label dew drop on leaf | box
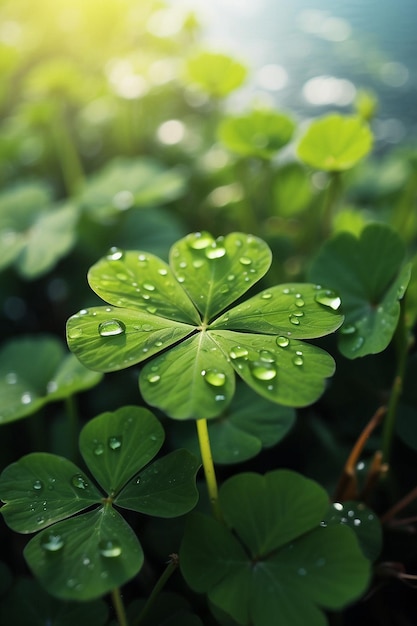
[239,256,252,266]
[261,292,272,300]
[98,539,122,558]
[98,319,126,337]
[93,442,104,456]
[157,268,168,276]
[292,354,304,366]
[193,259,204,269]
[143,282,155,291]
[259,350,275,363]
[351,335,365,351]
[21,392,32,405]
[229,346,249,359]
[250,361,277,381]
[41,532,65,552]
[146,306,157,314]
[295,297,305,308]
[108,436,122,451]
[106,247,124,261]
[289,314,301,326]
[201,369,227,387]
[146,373,161,384]
[71,474,89,490]
[32,480,43,491]
[187,231,214,250]
[340,324,356,335]
[205,244,226,259]
[276,336,290,347]
[314,288,341,311]
[5,372,18,384]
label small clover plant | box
[180,470,371,626]
[0,406,199,601]
[66,232,344,420]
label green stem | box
[111,587,128,626]
[320,170,342,238]
[50,103,85,197]
[235,159,261,234]
[134,555,179,626]
[381,299,410,465]
[196,418,222,521]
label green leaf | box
[220,471,329,556]
[297,114,373,171]
[66,306,195,372]
[140,333,236,419]
[0,578,109,626]
[0,182,79,279]
[87,249,200,324]
[218,109,295,159]
[79,406,164,495]
[24,506,143,601]
[181,471,370,626]
[0,453,102,533]
[308,223,411,358]
[185,51,247,98]
[80,157,187,223]
[210,330,336,407]
[212,283,343,337]
[116,449,200,517]
[0,336,102,424]
[323,501,382,561]
[169,232,272,321]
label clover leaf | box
[323,501,382,562]
[0,183,78,278]
[218,109,295,160]
[180,470,370,626]
[185,51,247,98]
[67,232,343,419]
[297,114,373,171]
[0,406,199,600]
[80,157,187,224]
[308,223,411,358]
[0,335,102,425]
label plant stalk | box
[134,555,179,626]
[111,587,128,626]
[321,170,342,237]
[65,394,79,463]
[196,418,222,522]
[51,102,85,196]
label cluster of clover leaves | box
[3,228,408,625]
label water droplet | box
[188,232,214,249]
[158,268,168,276]
[106,247,124,261]
[79,309,89,315]
[333,502,344,511]
[220,285,229,294]
[347,510,355,518]
[261,292,272,300]
[201,369,226,387]
[340,324,356,335]
[99,539,122,558]
[71,474,89,490]
[143,282,155,291]
[146,373,161,384]
[113,190,134,211]
[138,253,148,263]
[146,305,157,314]
[21,392,32,405]
[5,372,17,384]
[229,346,249,359]
[94,442,104,456]
[314,288,341,311]
[298,567,307,576]
[239,256,252,266]
[289,314,300,326]
[295,297,305,308]
[33,480,43,491]
[98,319,126,337]
[276,336,290,348]
[205,244,226,259]
[215,394,226,401]
[320,521,327,527]
[47,380,58,393]
[41,532,64,552]
[353,518,361,526]
[250,361,277,381]
[351,335,365,351]
[108,436,122,451]
[292,351,304,366]
[259,350,275,363]
[193,259,204,269]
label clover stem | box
[321,170,342,237]
[134,554,179,626]
[382,298,410,465]
[51,102,85,196]
[196,418,223,522]
[111,587,128,626]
